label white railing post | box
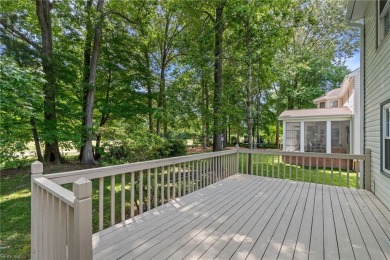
[31,161,43,260]
[236,144,239,174]
[73,177,93,260]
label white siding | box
[364,2,390,209]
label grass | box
[0,152,361,259]
[238,153,360,188]
[0,172,31,259]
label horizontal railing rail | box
[238,149,366,160]
[33,177,75,206]
[45,150,236,185]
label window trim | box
[380,99,390,177]
[377,0,390,47]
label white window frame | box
[381,100,390,176]
[378,0,390,46]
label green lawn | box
[238,153,360,188]
[0,153,360,259]
[0,172,31,259]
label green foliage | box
[163,138,187,157]
[0,0,358,167]
[100,129,186,164]
[0,58,44,167]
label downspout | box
[346,15,365,188]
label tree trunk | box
[30,118,43,162]
[246,65,253,149]
[205,80,210,147]
[244,12,253,173]
[157,13,171,136]
[144,51,154,133]
[213,4,224,152]
[80,0,94,161]
[256,92,261,144]
[94,71,111,160]
[81,0,104,165]
[35,0,62,163]
[157,63,166,136]
[201,77,207,149]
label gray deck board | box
[277,182,310,260]
[323,185,339,260]
[329,185,355,260]
[93,174,390,260]
[261,182,305,260]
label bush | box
[162,139,187,157]
[100,132,187,164]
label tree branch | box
[106,11,138,25]
[0,19,42,53]
[201,10,215,23]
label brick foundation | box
[282,155,356,170]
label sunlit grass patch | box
[238,153,360,188]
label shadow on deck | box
[92,174,390,260]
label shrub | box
[162,139,186,157]
[100,132,187,164]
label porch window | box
[382,101,390,175]
[319,102,325,108]
[285,123,300,151]
[304,122,326,153]
[331,121,350,154]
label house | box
[278,69,361,169]
[346,0,390,209]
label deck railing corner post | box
[364,148,371,191]
[31,161,43,260]
[73,177,93,260]
[31,161,43,177]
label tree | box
[0,0,359,167]
[1,0,63,163]
[80,0,105,164]
[212,1,226,151]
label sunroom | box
[279,107,354,169]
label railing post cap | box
[73,177,92,199]
[31,161,43,175]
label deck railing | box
[30,149,237,260]
[30,147,370,259]
[237,149,370,189]
[31,162,93,260]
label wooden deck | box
[92,174,390,260]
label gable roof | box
[313,68,359,103]
[313,88,342,103]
